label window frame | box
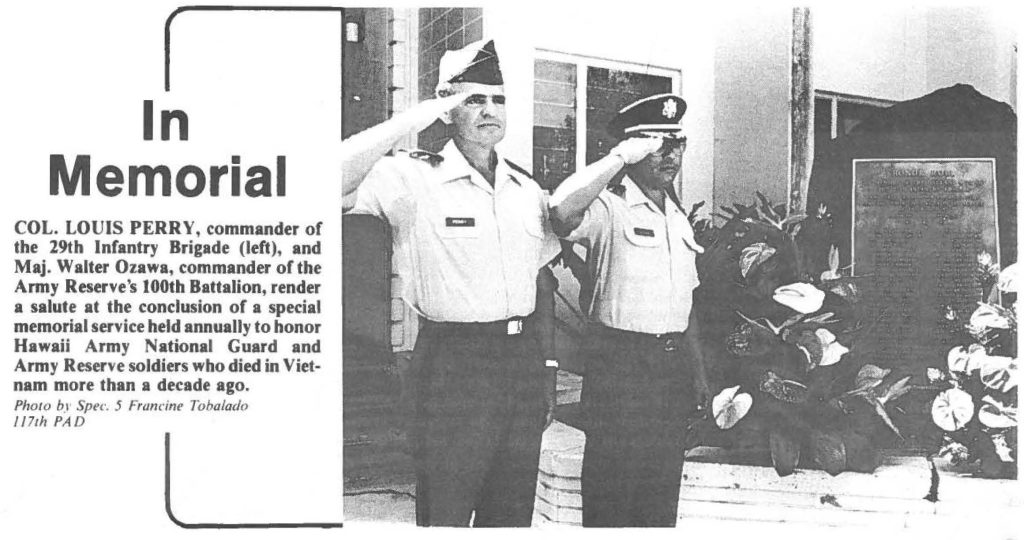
[815,89,896,140]
[534,48,682,177]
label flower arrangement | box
[927,261,1017,479]
[687,194,927,476]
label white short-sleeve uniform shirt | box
[563,176,703,334]
[348,140,561,323]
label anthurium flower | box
[931,388,975,431]
[991,432,1015,462]
[712,386,753,430]
[772,283,825,314]
[969,302,1011,329]
[978,355,1017,393]
[998,263,1019,293]
[815,328,849,367]
[978,395,1016,429]
[947,343,986,374]
[820,245,841,281]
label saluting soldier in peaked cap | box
[342,39,561,527]
[549,93,711,527]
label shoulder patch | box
[399,149,444,167]
[503,159,533,179]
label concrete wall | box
[712,7,793,211]
[485,3,716,211]
[815,6,1017,109]
[710,5,1017,213]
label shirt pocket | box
[622,221,663,248]
[521,206,546,240]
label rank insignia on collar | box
[662,99,677,119]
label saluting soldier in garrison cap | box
[342,40,561,527]
[550,94,712,527]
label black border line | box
[165,433,345,529]
[165,5,346,92]
[162,6,348,529]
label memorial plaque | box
[852,159,1000,372]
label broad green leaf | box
[769,431,801,476]
[843,432,880,473]
[759,371,809,403]
[931,388,975,431]
[776,313,806,334]
[871,398,902,437]
[849,364,891,396]
[878,375,913,405]
[804,312,838,324]
[781,214,807,228]
[811,431,847,476]
[755,191,780,221]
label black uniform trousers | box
[580,324,695,527]
[410,316,546,527]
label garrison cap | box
[437,39,504,86]
[607,93,687,140]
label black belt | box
[591,324,686,352]
[421,316,528,336]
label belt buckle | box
[507,319,523,335]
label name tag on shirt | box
[445,217,476,227]
[633,227,655,237]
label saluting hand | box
[401,92,471,132]
[610,136,663,164]
[341,92,469,198]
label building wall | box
[815,6,1017,109]
[709,5,1017,214]
[712,7,793,211]
[484,3,717,212]
[416,7,484,152]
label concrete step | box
[535,421,1020,527]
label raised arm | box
[548,137,661,235]
[341,93,468,201]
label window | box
[813,90,895,148]
[533,51,681,190]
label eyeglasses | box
[658,136,687,155]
